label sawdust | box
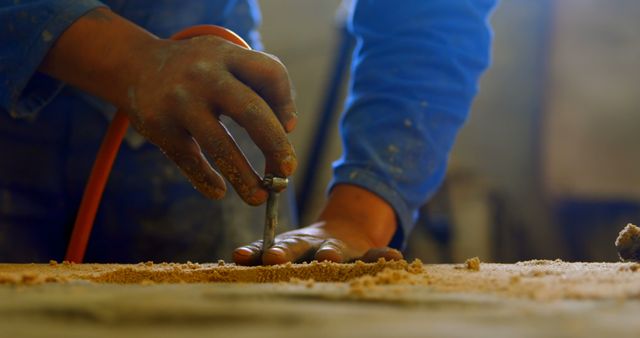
[454,256,481,271]
[465,257,481,271]
[0,259,413,285]
[516,259,564,266]
[349,263,428,297]
[91,259,412,284]
[3,259,640,301]
[0,272,68,285]
[615,223,640,262]
[288,277,315,288]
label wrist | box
[318,184,397,247]
[39,8,161,109]
[104,35,166,109]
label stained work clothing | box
[0,0,283,262]
[0,0,494,261]
[334,0,495,247]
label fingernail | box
[280,155,297,175]
[248,187,268,205]
[263,247,288,265]
[266,247,286,257]
[315,248,343,263]
[233,247,255,257]
[284,112,298,132]
[233,247,261,266]
[212,187,226,198]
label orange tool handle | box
[64,25,251,263]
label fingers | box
[229,50,298,133]
[234,241,403,266]
[263,237,315,265]
[213,78,297,177]
[152,128,226,199]
[184,107,267,205]
[360,248,404,263]
[314,239,348,263]
[233,237,317,266]
[314,242,403,264]
[233,241,263,266]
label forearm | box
[0,0,104,116]
[38,7,160,110]
[332,0,496,247]
[38,6,297,204]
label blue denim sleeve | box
[331,0,496,248]
[0,0,105,119]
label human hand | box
[40,8,297,205]
[233,184,403,265]
[125,36,297,205]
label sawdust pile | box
[0,259,418,285]
[4,259,640,301]
[92,259,420,284]
[349,259,426,296]
[615,223,640,262]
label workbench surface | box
[1,260,639,338]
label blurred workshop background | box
[259,0,640,263]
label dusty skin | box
[2,258,640,301]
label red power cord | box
[64,25,251,263]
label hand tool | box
[262,175,288,253]
[65,25,253,263]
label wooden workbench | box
[1,260,639,337]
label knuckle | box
[191,35,225,48]
[186,60,221,81]
[163,85,191,109]
[241,99,264,118]
[323,239,346,251]
[253,51,289,82]
[277,238,301,247]
[227,97,266,122]
[142,112,165,131]
[211,77,235,97]
[265,59,289,82]
[263,52,285,69]
[131,111,166,139]
[170,150,203,174]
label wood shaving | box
[465,257,481,271]
[615,223,640,262]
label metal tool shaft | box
[262,175,288,253]
[262,190,279,251]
